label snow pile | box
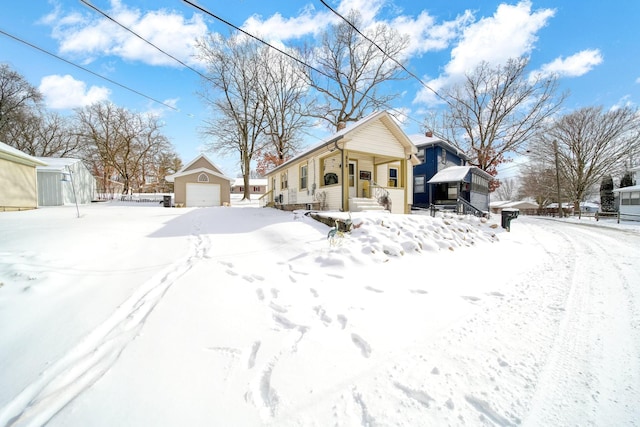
[1,202,638,427]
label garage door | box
[186,183,220,207]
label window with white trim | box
[197,173,209,182]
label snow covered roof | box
[408,134,470,161]
[165,167,235,183]
[267,110,418,175]
[0,141,47,167]
[35,157,82,172]
[427,166,493,183]
[613,184,640,193]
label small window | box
[280,173,288,189]
[197,173,209,182]
[416,148,425,163]
[388,168,398,187]
[414,176,425,193]
[300,164,308,189]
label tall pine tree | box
[600,175,615,212]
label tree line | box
[3,5,639,208]
[0,64,182,197]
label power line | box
[80,0,209,82]
[0,28,178,111]
[180,0,426,131]
[318,0,450,106]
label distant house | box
[0,141,47,211]
[264,111,419,214]
[410,132,492,215]
[613,165,640,221]
[166,154,234,207]
[490,200,539,215]
[36,157,96,206]
[231,178,267,195]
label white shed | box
[36,158,96,206]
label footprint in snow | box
[226,269,238,277]
[461,295,481,302]
[365,286,383,293]
[351,333,372,358]
[410,289,428,295]
[256,288,265,301]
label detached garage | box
[0,141,48,211]
[166,154,234,207]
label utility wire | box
[318,0,450,106]
[181,0,426,132]
[0,28,178,111]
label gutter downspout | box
[334,136,345,211]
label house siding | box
[185,157,222,173]
[174,172,231,206]
[348,121,406,158]
[0,158,39,210]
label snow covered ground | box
[1,199,639,427]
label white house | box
[264,111,419,214]
[613,165,640,221]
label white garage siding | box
[186,183,220,207]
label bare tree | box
[196,34,268,201]
[6,111,82,158]
[493,177,519,201]
[426,57,566,188]
[519,160,569,211]
[257,47,310,171]
[0,63,43,138]
[303,10,409,130]
[531,106,640,217]
[76,102,173,195]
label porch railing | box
[259,189,273,207]
[456,197,489,218]
[370,181,391,211]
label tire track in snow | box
[0,216,211,427]
[524,222,640,426]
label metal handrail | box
[456,197,488,217]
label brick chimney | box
[425,130,433,137]
[337,121,346,131]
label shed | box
[0,141,48,211]
[165,154,235,207]
[35,157,97,206]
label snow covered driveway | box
[0,205,638,426]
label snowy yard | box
[0,201,639,426]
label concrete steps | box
[350,197,386,212]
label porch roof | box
[427,166,493,183]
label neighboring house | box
[613,165,640,221]
[490,200,539,215]
[165,154,234,207]
[35,157,96,206]
[231,178,267,195]
[264,111,419,214]
[0,141,47,211]
[410,132,492,214]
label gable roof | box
[409,134,470,161]
[267,110,418,175]
[165,167,234,183]
[0,141,48,167]
[180,153,224,174]
[166,153,235,183]
[427,165,493,183]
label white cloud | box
[242,5,331,41]
[39,74,110,109]
[414,1,555,105]
[537,49,603,78]
[46,2,208,67]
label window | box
[622,191,640,205]
[300,164,308,189]
[416,148,425,163]
[471,174,489,194]
[388,168,398,187]
[414,176,425,193]
[197,173,209,182]
[280,173,288,190]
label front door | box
[348,161,357,198]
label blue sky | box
[1,0,638,177]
